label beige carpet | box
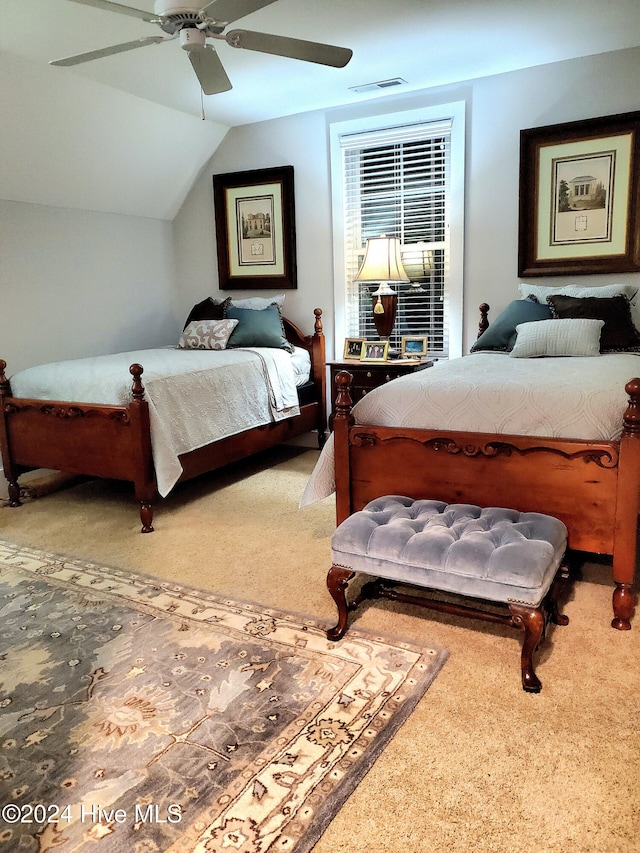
[2,445,639,853]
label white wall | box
[173,47,640,357]
[1,201,178,375]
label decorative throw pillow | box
[509,318,604,358]
[546,294,640,352]
[230,294,286,310]
[224,303,294,353]
[518,282,640,331]
[470,298,552,352]
[177,319,238,350]
[518,282,638,304]
[182,297,231,330]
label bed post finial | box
[129,364,146,401]
[314,308,324,336]
[0,360,9,394]
[478,304,490,338]
[623,378,640,435]
[334,370,354,422]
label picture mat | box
[226,181,285,277]
[536,133,632,261]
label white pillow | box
[231,294,286,310]
[177,318,238,350]
[518,282,638,302]
[509,318,604,358]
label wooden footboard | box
[332,371,640,630]
[0,309,327,533]
[0,362,157,531]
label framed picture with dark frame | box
[361,341,389,362]
[213,166,297,290]
[518,111,640,276]
[343,338,365,359]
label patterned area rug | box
[0,540,448,852]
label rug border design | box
[0,539,448,852]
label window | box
[330,103,465,358]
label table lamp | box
[354,235,409,339]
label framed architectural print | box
[518,111,640,276]
[213,166,298,290]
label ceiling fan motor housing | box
[154,1,205,15]
[154,2,226,36]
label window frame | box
[329,101,466,359]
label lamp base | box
[372,293,398,338]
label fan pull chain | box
[201,86,206,121]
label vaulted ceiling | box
[2,0,639,218]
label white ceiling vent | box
[349,78,408,93]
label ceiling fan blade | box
[200,0,279,25]
[225,30,353,68]
[50,36,168,67]
[189,45,232,94]
[65,0,157,22]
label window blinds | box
[340,118,452,355]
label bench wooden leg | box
[327,561,571,693]
[326,566,355,641]
[509,604,545,693]
[547,562,571,627]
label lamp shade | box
[354,236,410,283]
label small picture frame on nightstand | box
[361,341,389,362]
[401,335,428,359]
[343,338,366,359]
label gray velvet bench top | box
[327,496,571,692]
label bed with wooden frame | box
[327,304,640,631]
[0,309,326,533]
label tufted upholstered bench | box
[327,496,571,692]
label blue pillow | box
[471,299,552,352]
[224,303,293,353]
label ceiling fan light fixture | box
[180,27,206,50]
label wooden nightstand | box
[328,358,433,420]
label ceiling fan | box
[51,0,353,94]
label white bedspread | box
[300,351,640,506]
[11,346,305,497]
